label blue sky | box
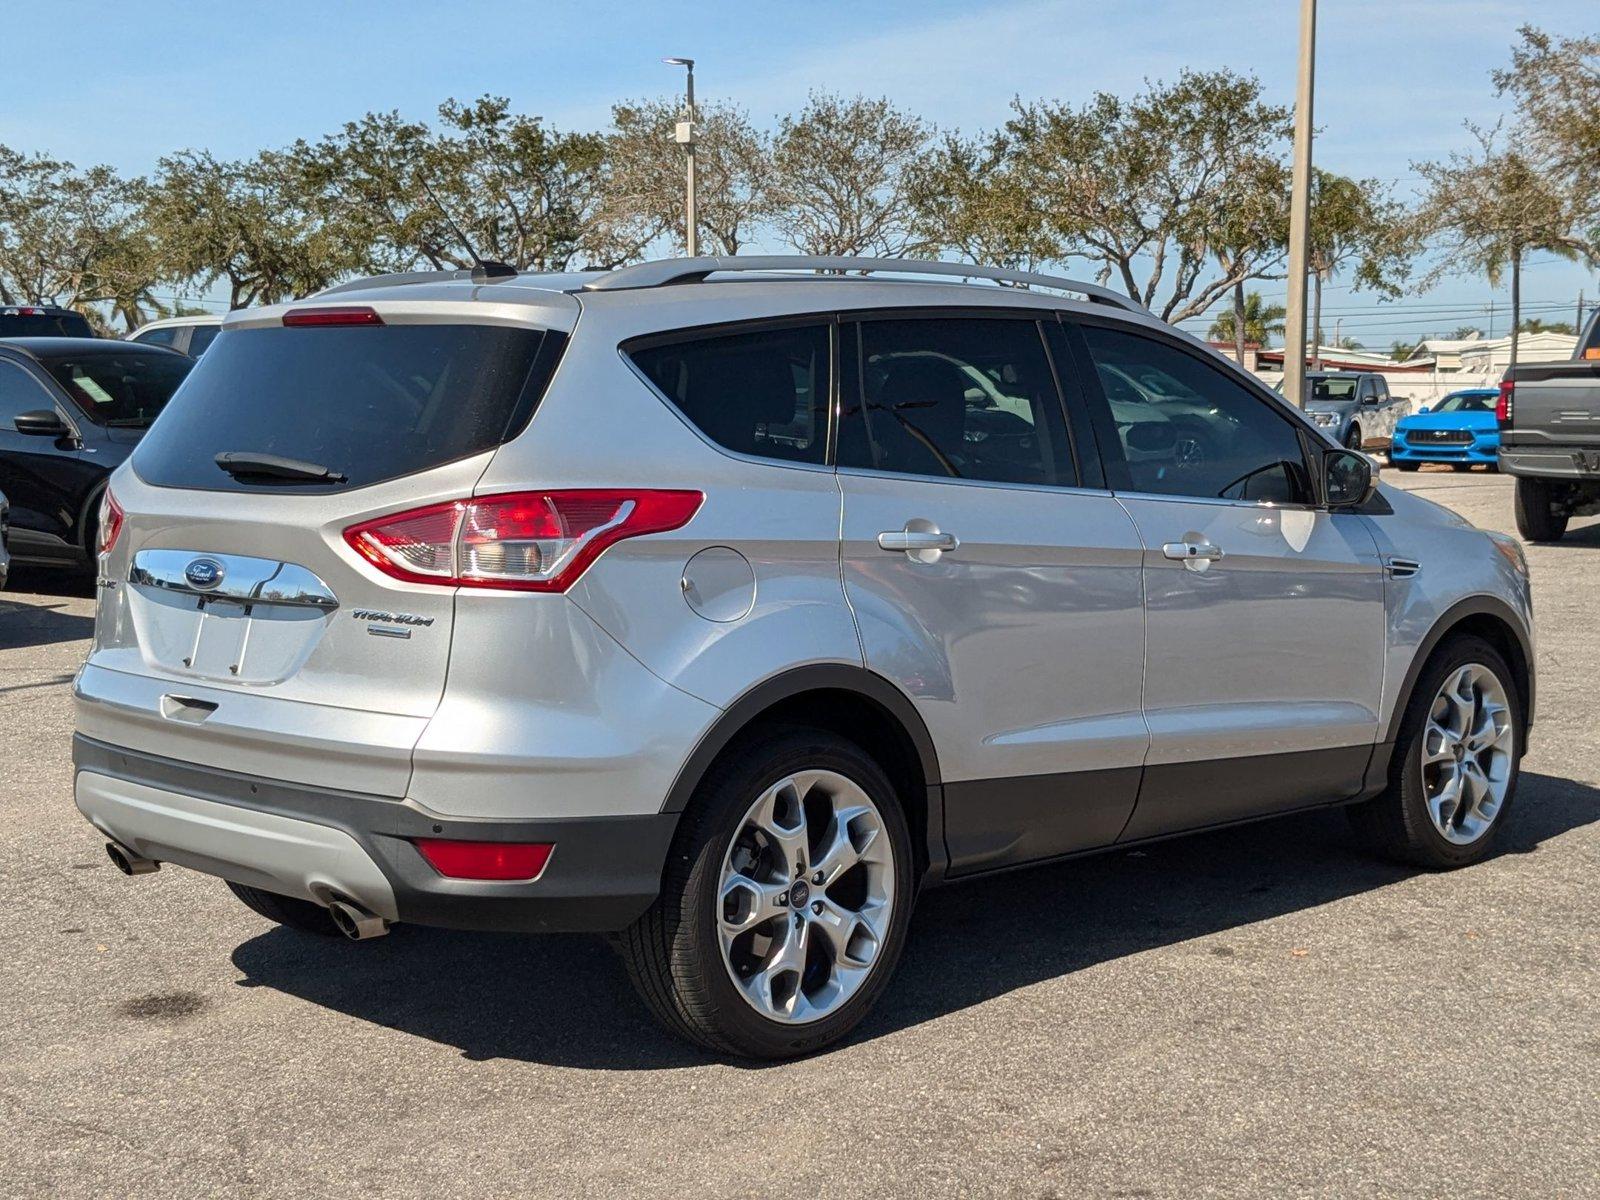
[9,0,1597,342]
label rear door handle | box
[878,525,959,562]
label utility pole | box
[1579,290,1586,335]
[1281,0,1317,409]
[663,57,698,257]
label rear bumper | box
[1498,445,1600,479]
[73,735,679,933]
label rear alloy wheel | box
[618,727,914,1059]
[1348,635,1520,869]
[1513,476,1568,542]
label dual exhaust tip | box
[104,840,389,940]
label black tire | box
[1395,460,1421,472]
[1513,476,1568,542]
[618,725,916,1059]
[1344,425,1362,450]
[1451,463,1474,473]
[226,881,342,936]
[1347,635,1521,870]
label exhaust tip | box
[327,898,388,940]
[105,840,159,876]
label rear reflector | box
[414,839,553,881]
[98,489,125,555]
[282,305,384,327]
[344,489,703,592]
[1496,380,1514,424]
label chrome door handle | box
[878,525,959,562]
[1162,540,1224,563]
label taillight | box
[1496,380,1514,424]
[344,490,703,592]
[414,839,553,881]
[98,489,125,555]
[282,305,384,327]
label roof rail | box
[583,256,1149,314]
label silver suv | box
[73,257,1536,1059]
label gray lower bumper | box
[1498,446,1600,479]
[73,735,680,933]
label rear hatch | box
[79,299,574,795]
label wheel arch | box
[662,664,944,879]
[1385,596,1535,746]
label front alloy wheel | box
[1418,664,1515,845]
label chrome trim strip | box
[129,549,339,611]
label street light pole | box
[1282,0,1317,408]
[663,57,698,257]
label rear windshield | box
[133,323,555,492]
[0,310,95,338]
[1308,378,1358,401]
[43,352,193,427]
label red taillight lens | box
[98,489,125,555]
[414,839,553,881]
[282,305,384,327]
[1496,380,1514,423]
[344,489,703,592]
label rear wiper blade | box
[215,451,347,483]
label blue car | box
[1390,388,1500,471]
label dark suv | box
[0,339,191,574]
[0,304,96,339]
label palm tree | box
[1208,291,1287,348]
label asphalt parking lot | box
[2,466,1597,1199]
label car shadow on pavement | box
[0,599,94,650]
[230,770,1599,1069]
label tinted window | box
[1309,377,1358,401]
[839,318,1075,487]
[134,327,180,347]
[0,310,95,338]
[42,352,192,427]
[1080,325,1311,504]
[1436,391,1496,414]
[629,324,829,464]
[186,325,220,356]
[0,361,54,423]
[134,324,552,492]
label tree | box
[146,149,355,309]
[1415,128,1590,367]
[768,93,931,257]
[1494,26,1600,259]
[0,146,165,329]
[1206,291,1286,347]
[1389,339,1419,361]
[1516,317,1574,335]
[1306,170,1410,366]
[908,130,1058,270]
[1450,325,1483,339]
[1002,69,1292,322]
[606,98,772,256]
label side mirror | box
[1417,405,1430,414]
[13,409,71,438]
[1323,448,1377,508]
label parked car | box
[1,304,95,339]
[73,257,1535,1059]
[1300,371,1408,450]
[0,489,10,590]
[128,314,224,358]
[0,339,192,574]
[1497,309,1600,541]
[1390,388,1500,472]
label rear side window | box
[133,327,179,347]
[43,352,193,427]
[133,324,555,492]
[627,324,830,465]
[186,325,220,356]
[838,317,1076,487]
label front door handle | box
[878,524,959,563]
[1161,539,1225,572]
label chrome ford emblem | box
[183,557,226,590]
